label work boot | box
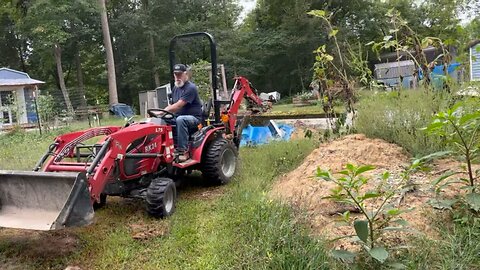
[175,150,190,163]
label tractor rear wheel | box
[146,177,176,218]
[202,138,238,185]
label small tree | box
[37,93,58,130]
[316,158,429,265]
[308,10,355,114]
[424,100,480,211]
[189,60,212,102]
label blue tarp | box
[431,62,461,75]
[109,103,134,117]
[240,122,295,146]
[419,62,460,79]
[431,62,461,89]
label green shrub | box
[424,99,480,211]
[317,159,428,266]
[355,89,454,156]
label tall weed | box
[355,90,454,156]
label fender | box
[173,127,225,168]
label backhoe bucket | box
[0,171,94,230]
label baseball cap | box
[173,64,187,73]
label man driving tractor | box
[159,64,203,162]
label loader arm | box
[40,125,174,203]
[85,124,174,203]
[0,123,174,230]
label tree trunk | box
[297,61,305,90]
[53,44,74,113]
[142,0,160,88]
[17,42,27,73]
[98,0,118,105]
[75,50,87,107]
[149,34,161,87]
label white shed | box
[0,68,44,126]
[469,40,480,81]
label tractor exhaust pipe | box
[0,171,94,230]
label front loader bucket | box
[0,171,94,230]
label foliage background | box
[0,0,478,111]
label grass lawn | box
[270,103,323,114]
[266,103,344,116]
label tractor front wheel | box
[93,193,107,210]
[202,138,238,185]
[146,177,176,218]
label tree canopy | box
[0,0,477,109]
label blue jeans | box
[172,115,200,152]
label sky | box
[237,0,474,24]
[239,0,256,20]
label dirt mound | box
[271,134,469,249]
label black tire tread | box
[202,138,237,185]
[93,193,107,210]
[146,178,176,218]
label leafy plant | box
[346,43,382,91]
[423,100,480,211]
[189,60,214,102]
[37,93,59,130]
[308,9,355,114]
[316,161,424,264]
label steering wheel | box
[147,109,175,119]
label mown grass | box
[270,103,324,114]
[269,103,345,116]
[73,140,332,269]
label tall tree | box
[98,0,118,105]
[0,0,31,72]
[141,0,160,87]
[23,0,78,113]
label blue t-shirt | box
[172,81,203,121]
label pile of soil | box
[0,229,79,259]
[272,134,472,249]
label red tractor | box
[0,32,268,230]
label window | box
[0,90,16,124]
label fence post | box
[33,88,42,135]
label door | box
[156,86,169,108]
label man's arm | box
[164,99,187,113]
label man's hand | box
[153,111,166,117]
